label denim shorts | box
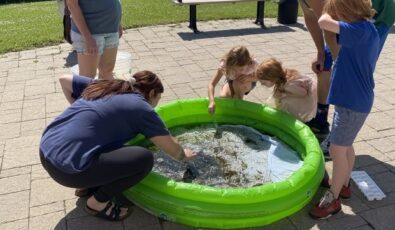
[323,46,333,71]
[71,31,119,55]
[329,106,369,146]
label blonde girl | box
[255,58,317,123]
[309,0,379,219]
[208,46,258,114]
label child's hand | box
[208,102,216,115]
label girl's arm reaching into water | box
[150,135,196,161]
[208,68,224,114]
[318,13,340,34]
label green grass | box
[0,0,281,54]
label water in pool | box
[152,124,301,188]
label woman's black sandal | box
[84,201,130,221]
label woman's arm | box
[309,1,340,59]
[59,74,94,103]
[300,1,326,73]
[59,74,75,104]
[150,135,196,161]
[318,14,340,34]
[67,0,97,54]
[207,69,224,114]
[310,0,325,17]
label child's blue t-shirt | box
[327,21,380,113]
[40,75,169,174]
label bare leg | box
[231,80,251,99]
[98,47,117,80]
[317,71,330,104]
[329,143,350,198]
[219,83,233,98]
[344,145,355,186]
[78,53,100,78]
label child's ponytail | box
[256,58,287,96]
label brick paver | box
[0,18,394,229]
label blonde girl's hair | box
[324,0,375,22]
[222,46,254,77]
[255,58,299,96]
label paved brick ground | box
[0,18,394,230]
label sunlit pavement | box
[0,18,394,229]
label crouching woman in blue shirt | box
[40,71,196,221]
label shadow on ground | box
[281,154,395,230]
[65,51,77,68]
[177,23,307,41]
[54,155,395,230]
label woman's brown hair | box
[324,0,375,22]
[81,70,164,101]
[223,46,254,77]
[255,58,299,96]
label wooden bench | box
[172,0,265,33]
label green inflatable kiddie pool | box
[123,98,325,229]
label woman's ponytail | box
[81,71,164,101]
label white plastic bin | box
[70,51,132,80]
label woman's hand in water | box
[177,149,196,161]
[182,148,197,161]
[208,101,216,115]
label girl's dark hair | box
[81,70,164,101]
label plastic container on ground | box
[70,51,132,80]
[351,171,386,201]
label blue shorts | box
[71,31,119,55]
[323,46,333,71]
[329,106,368,146]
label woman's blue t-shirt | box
[328,21,380,113]
[40,76,169,174]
